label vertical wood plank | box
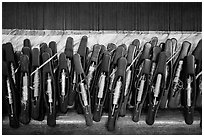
[21,3,28,29]
[195,2,202,31]
[15,3,22,29]
[2,2,16,29]
[54,3,65,30]
[163,3,170,31]
[36,3,44,30]
[116,2,124,30]
[181,2,196,31]
[158,3,170,31]
[169,3,182,31]
[71,3,80,30]
[27,3,34,29]
[100,2,117,30]
[65,3,72,30]
[138,3,149,31]
[132,3,137,30]
[89,3,99,31]
[134,3,140,31]
[116,3,135,30]
[30,3,43,30]
[148,3,158,31]
[79,3,91,30]
[44,3,55,29]
[98,3,104,30]
[128,3,136,31]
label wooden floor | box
[2,109,202,135]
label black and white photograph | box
[2,1,202,135]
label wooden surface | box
[2,109,202,135]
[2,2,202,31]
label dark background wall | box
[2,2,202,31]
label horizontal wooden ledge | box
[2,109,202,135]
